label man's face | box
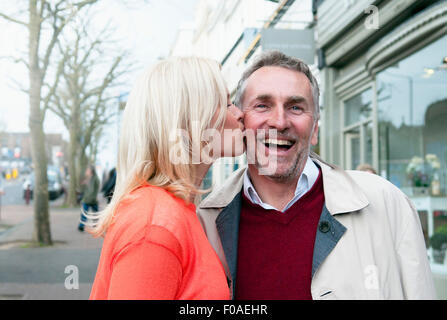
[241,66,318,182]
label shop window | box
[331,102,341,166]
[344,88,373,126]
[342,88,374,170]
[377,34,447,264]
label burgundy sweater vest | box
[235,170,324,300]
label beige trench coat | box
[197,156,437,299]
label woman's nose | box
[229,104,244,124]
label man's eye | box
[255,104,268,109]
[291,105,303,112]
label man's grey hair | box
[234,50,320,119]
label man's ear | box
[311,120,319,146]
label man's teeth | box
[262,139,293,146]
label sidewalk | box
[0,197,105,300]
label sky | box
[0,0,198,168]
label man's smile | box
[261,138,295,151]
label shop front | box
[317,0,447,296]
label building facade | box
[0,132,68,178]
[316,0,447,295]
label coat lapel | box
[215,191,242,296]
[312,204,347,278]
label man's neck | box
[247,165,302,211]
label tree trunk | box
[78,148,89,187]
[66,99,81,207]
[29,69,52,245]
[29,0,52,245]
[65,126,79,207]
[29,119,52,245]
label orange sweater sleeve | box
[107,239,183,300]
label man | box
[197,50,436,299]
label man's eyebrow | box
[286,95,307,104]
[247,94,309,107]
[252,94,273,102]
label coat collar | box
[199,155,369,215]
[215,191,242,296]
[199,166,245,209]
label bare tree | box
[48,15,131,207]
[0,0,98,245]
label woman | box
[89,57,244,300]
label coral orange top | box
[89,184,230,300]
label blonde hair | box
[89,56,228,237]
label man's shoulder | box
[316,156,411,215]
[343,169,413,215]
[199,166,246,209]
[345,170,401,195]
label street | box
[0,247,99,283]
[1,178,24,206]
[0,179,104,300]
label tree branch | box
[46,100,70,126]
[72,0,99,9]
[0,55,30,69]
[42,58,64,117]
[5,75,29,95]
[0,12,28,26]
[40,0,98,81]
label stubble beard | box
[256,143,311,183]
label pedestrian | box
[197,50,436,300]
[89,56,244,299]
[356,163,377,174]
[78,165,100,232]
[100,168,116,204]
[24,182,31,205]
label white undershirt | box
[243,156,319,212]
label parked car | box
[22,166,64,201]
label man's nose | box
[267,106,288,131]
